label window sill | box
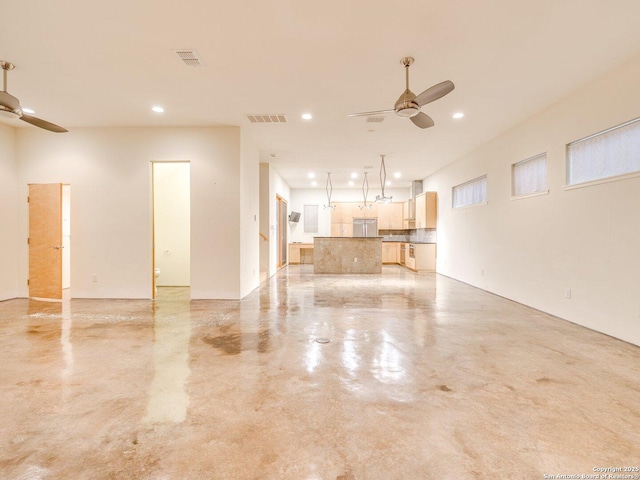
[452,201,488,210]
[510,190,549,201]
[565,171,640,191]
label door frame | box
[276,195,287,268]
[151,160,191,299]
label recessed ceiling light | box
[394,172,401,179]
[350,172,358,179]
[308,172,315,179]
[152,106,165,113]
[452,112,464,119]
[301,113,312,120]
[22,107,35,114]
[311,180,317,187]
[348,180,354,186]
[386,180,392,186]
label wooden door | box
[29,184,63,300]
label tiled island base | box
[314,237,382,274]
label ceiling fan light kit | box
[0,60,68,133]
[348,56,454,130]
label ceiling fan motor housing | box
[395,90,420,118]
[0,92,22,118]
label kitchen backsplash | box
[379,228,437,243]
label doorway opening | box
[28,183,71,301]
[276,195,287,269]
[152,162,191,300]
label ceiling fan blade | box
[347,109,395,117]
[410,112,435,129]
[0,91,20,111]
[415,80,455,107]
[20,114,68,133]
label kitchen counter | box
[314,237,382,274]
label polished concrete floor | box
[1,266,639,479]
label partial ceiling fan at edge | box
[0,60,68,133]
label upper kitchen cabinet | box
[415,192,437,229]
[332,202,377,223]
[378,202,404,230]
[357,202,378,218]
[403,200,415,229]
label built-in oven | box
[400,244,406,265]
[409,244,415,258]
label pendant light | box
[359,171,372,210]
[375,154,393,204]
[323,172,336,210]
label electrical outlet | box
[564,288,571,299]
[354,257,358,263]
[481,268,485,276]
[92,274,98,283]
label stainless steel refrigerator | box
[353,218,378,237]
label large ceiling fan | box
[0,60,68,133]
[348,57,454,129]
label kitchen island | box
[314,237,382,274]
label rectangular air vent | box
[245,114,287,124]
[366,116,385,123]
[173,49,203,67]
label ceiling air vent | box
[245,114,287,124]
[366,116,385,123]
[173,50,203,67]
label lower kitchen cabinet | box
[380,242,436,272]
[382,243,398,263]
[410,243,436,272]
[289,243,314,264]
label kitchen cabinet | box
[403,200,415,229]
[415,192,437,229]
[289,243,314,264]
[331,222,353,237]
[378,202,404,230]
[331,202,377,237]
[405,253,416,270]
[382,243,398,263]
[405,243,436,272]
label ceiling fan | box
[0,60,68,133]
[348,57,454,129]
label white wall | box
[423,53,640,346]
[16,126,246,300]
[153,162,190,287]
[239,132,260,297]
[0,124,18,300]
[289,188,410,243]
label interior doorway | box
[28,183,71,301]
[276,195,287,268]
[151,162,191,299]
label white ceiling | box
[2,0,640,188]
